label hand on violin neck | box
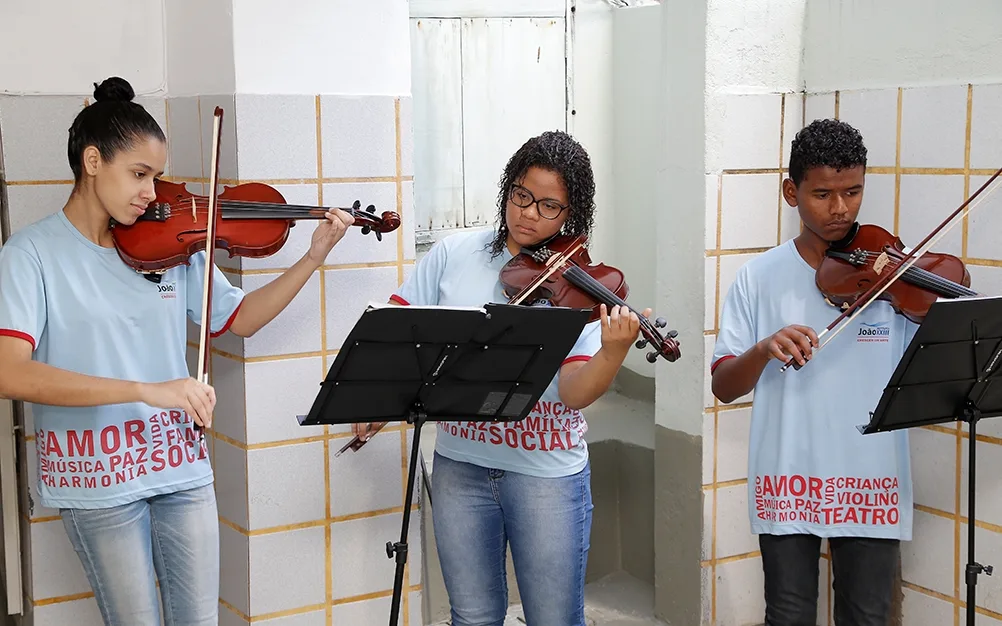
[599,304,649,361]
[305,208,355,268]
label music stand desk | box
[300,301,592,626]
[861,295,1002,626]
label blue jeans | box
[60,483,219,626]
[431,452,593,626]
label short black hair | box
[487,130,596,258]
[67,77,166,183]
[788,118,867,186]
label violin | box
[127,108,400,438]
[816,222,977,325]
[499,234,681,363]
[111,180,401,273]
[334,232,683,458]
[781,164,1002,372]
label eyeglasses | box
[508,184,569,221]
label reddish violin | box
[334,232,682,458]
[781,165,1002,372]
[111,180,400,273]
[499,234,681,363]
[816,222,977,325]
[121,108,400,438]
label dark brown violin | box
[111,180,401,273]
[816,222,977,324]
[499,234,681,363]
[781,164,1002,372]
[335,232,683,458]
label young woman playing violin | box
[352,130,648,626]
[711,119,918,626]
[0,77,354,626]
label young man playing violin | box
[0,77,354,626]
[711,118,915,626]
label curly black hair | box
[788,118,867,186]
[487,130,596,258]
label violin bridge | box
[873,251,890,275]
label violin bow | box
[194,107,225,435]
[780,162,1002,373]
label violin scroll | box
[350,199,401,241]
[635,318,680,363]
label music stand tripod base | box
[299,302,592,626]
[859,295,1002,625]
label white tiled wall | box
[704,83,1002,625]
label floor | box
[430,571,666,626]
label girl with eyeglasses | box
[352,130,648,626]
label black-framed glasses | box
[508,184,569,220]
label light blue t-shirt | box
[392,228,603,478]
[0,211,245,510]
[712,238,917,540]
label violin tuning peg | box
[668,330,678,338]
[361,226,371,235]
[375,231,382,242]
[352,200,361,211]
[635,339,648,349]
[366,204,376,214]
[655,317,667,328]
[646,351,659,363]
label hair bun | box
[92,77,135,103]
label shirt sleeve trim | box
[211,300,243,338]
[0,329,36,351]
[389,294,410,306]
[562,355,592,366]
[710,354,736,374]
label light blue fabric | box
[60,482,219,625]
[392,228,603,478]
[431,451,593,626]
[712,238,917,540]
[0,211,244,510]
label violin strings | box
[563,266,659,338]
[782,169,1002,373]
[164,199,356,214]
[853,251,977,298]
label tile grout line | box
[893,88,902,236]
[394,96,410,626]
[315,93,334,626]
[962,85,973,260]
[955,82,973,626]
[777,94,786,246]
[711,165,724,624]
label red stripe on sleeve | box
[0,329,36,351]
[562,355,592,367]
[710,354,736,374]
[389,294,410,306]
[211,301,244,338]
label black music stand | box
[299,301,591,626]
[860,295,1002,626]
